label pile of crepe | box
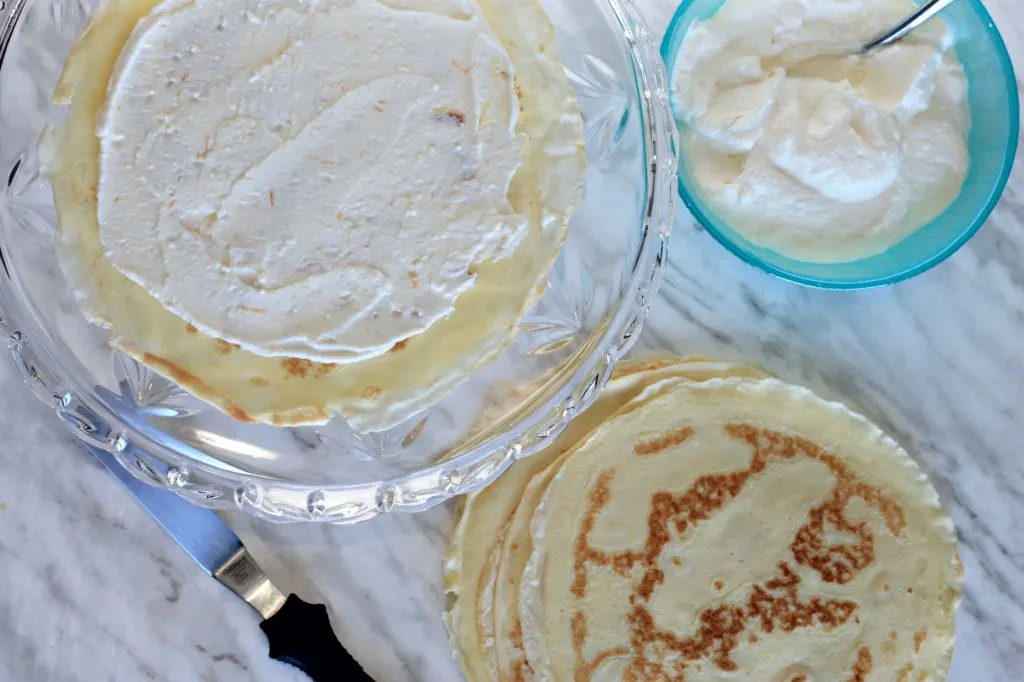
[445,357,962,681]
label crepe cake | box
[443,357,770,682]
[41,0,585,431]
[519,377,961,681]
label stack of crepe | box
[445,357,961,681]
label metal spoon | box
[859,0,956,54]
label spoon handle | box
[859,0,956,54]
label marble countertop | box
[1,0,1022,680]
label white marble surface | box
[2,0,1023,680]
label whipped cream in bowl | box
[664,0,1019,287]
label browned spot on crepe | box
[401,417,428,448]
[282,358,333,379]
[567,424,904,680]
[225,404,253,422]
[846,647,873,682]
[215,339,239,355]
[249,377,269,387]
[571,611,629,682]
[435,108,466,126]
[185,324,198,334]
[390,340,408,353]
[141,353,253,423]
[914,630,927,654]
[634,426,696,456]
[508,618,532,682]
[282,358,313,378]
[269,406,330,426]
[897,663,914,682]
[363,385,382,399]
[572,469,617,599]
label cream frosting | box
[97,0,525,362]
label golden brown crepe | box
[520,377,960,681]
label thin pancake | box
[443,357,768,682]
[491,364,769,682]
[522,378,960,682]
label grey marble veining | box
[2,0,1023,680]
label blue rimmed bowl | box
[662,0,1019,288]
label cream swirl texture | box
[98,0,525,361]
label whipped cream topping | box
[97,0,525,361]
[673,0,969,262]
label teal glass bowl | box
[662,0,1019,288]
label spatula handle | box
[260,594,374,682]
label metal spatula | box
[86,444,374,682]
